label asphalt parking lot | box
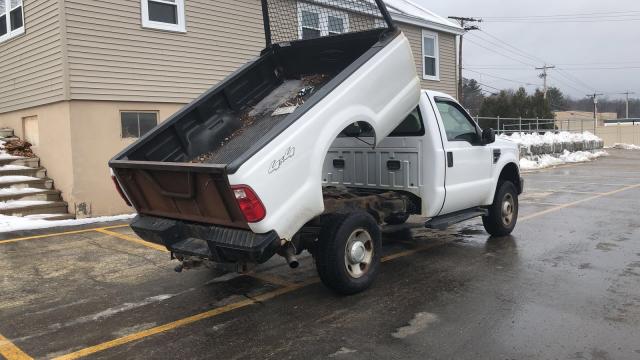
[1,149,639,360]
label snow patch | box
[520,150,608,170]
[0,175,40,184]
[0,153,21,160]
[329,347,357,357]
[392,312,438,338]
[0,213,135,233]
[608,143,640,150]
[0,164,31,171]
[0,200,53,210]
[499,131,601,146]
[0,187,43,196]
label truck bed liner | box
[191,75,330,164]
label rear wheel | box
[482,181,518,236]
[315,212,381,295]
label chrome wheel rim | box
[501,193,515,226]
[344,229,373,279]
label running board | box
[425,207,488,230]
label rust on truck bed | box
[114,163,248,229]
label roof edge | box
[392,13,464,35]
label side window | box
[298,3,349,40]
[422,30,439,80]
[435,100,479,143]
[389,107,424,137]
[141,0,186,32]
[121,112,158,138]
[0,0,25,42]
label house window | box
[141,0,185,33]
[422,30,439,81]
[0,0,25,43]
[297,3,348,40]
[121,112,158,138]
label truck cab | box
[324,90,523,220]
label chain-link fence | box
[476,117,601,134]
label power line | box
[464,29,600,95]
[466,32,541,66]
[554,68,594,92]
[448,16,482,102]
[482,18,640,23]
[480,10,640,19]
[464,38,536,67]
[477,29,547,64]
[463,68,537,86]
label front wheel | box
[482,181,519,237]
[315,212,381,295]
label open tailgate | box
[111,161,248,229]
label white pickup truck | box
[110,0,522,294]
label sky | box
[415,0,639,100]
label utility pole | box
[587,92,604,123]
[448,16,481,103]
[621,91,635,119]
[535,64,555,99]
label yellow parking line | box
[0,224,129,245]
[0,333,33,360]
[520,183,640,222]
[525,188,605,195]
[50,241,447,360]
[94,228,169,253]
[51,284,304,360]
[520,201,560,206]
[248,272,296,287]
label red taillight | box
[111,175,132,207]
[231,185,266,223]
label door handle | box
[447,152,453,167]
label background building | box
[0,0,462,217]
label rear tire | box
[482,181,518,237]
[315,212,381,295]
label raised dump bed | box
[110,0,420,229]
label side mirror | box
[482,128,496,145]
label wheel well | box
[499,163,522,194]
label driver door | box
[433,97,493,214]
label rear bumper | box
[130,215,281,264]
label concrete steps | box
[0,166,47,178]
[0,201,69,216]
[0,128,75,220]
[0,189,62,202]
[0,157,40,167]
[0,177,54,190]
[0,128,14,139]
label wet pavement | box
[1,149,639,360]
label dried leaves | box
[3,139,36,158]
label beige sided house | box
[0,0,462,217]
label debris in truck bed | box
[302,74,329,88]
[190,74,330,164]
[3,140,35,158]
[190,112,256,163]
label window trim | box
[435,98,482,144]
[297,3,349,40]
[421,29,439,81]
[120,111,159,139]
[0,0,25,44]
[140,0,186,33]
[389,107,425,137]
